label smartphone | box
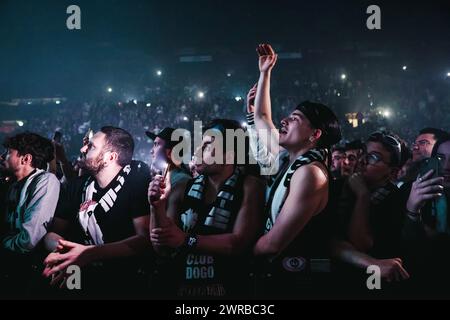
[419,156,442,179]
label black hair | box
[100,126,134,167]
[3,132,54,169]
[345,139,364,152]
[367,131,402,167]
[419,128,448,142]
[296,101,342,148]
[331,146,346,153]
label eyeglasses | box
[412,140,431,148]
[368,132,402,164]
[365,152,389,165]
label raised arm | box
[254,44,281,160]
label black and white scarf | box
[78,165,131,245]
[180,167,242,233]
[265,148,328,233]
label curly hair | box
[3,132,54,169]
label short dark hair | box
[367,132,402,167]
[296,101,342,148]
[419,128,448,141]
[345,140,364,152]
[100,126,134,167]
[331,146,346,154]
[3,132,54,169]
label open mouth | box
[279,127,288,135]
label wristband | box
[246,113,255,126]
[185,234,198,250]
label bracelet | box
[246,113,255,126]
[406,209,421,221]
[185,233,198,251]
[406,209,420,216]
[174,233,198,256]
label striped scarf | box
[181,167,242,233]
[265,148,328,233]
[78,164,131,245]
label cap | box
[145,127,179,148]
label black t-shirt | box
[337,181,404,258]
[55,161,150,244]
[154,174,250,299]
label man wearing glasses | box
[402,134,450,297]
[333,132,409,297]
[412,128,447,162]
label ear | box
[108,151,119,163]
[21,154,33,166]
[310,129,323,144]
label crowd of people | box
[2,46,450,167]
[1,44,450,299]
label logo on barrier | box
[282,257,306,272]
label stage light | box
[235,96,242,102]
[198,91,205,99]
[341,74,347,80]
[447,72,450,77]
[370,102,374,107]
[156,70,162,76]
[16,121,24,127]
[146,103,151,107]
[107,87,113,93]
[337,92,341,97]
[227,73,232,77]
[241,122,247,128]
[183,116,189,121]
[383,110,391,118]
[55,100,61,105]
[27,101,32,105]
[402,66,407,71]
[133,99,138,105]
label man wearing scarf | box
[247,44,342,298]
[42,126,151,298]
[149,119,265,298]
